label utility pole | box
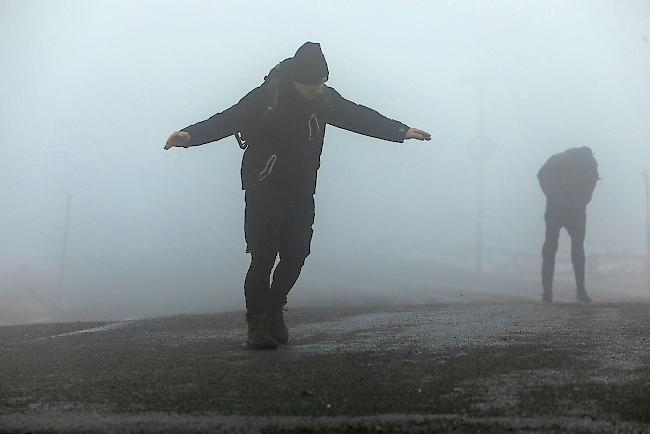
[467,84,493,273]
[58,193,71,296]
[476,86,485,273]
[642,169,650,295]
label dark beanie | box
[290,42,329,84]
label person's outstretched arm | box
[324,87,431,143]
[164,87,263,150]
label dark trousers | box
[541,210,587,294]
[243,186,315,315]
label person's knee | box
[279,235,312,269]
[282,255,307,271]
[571,244,585,258]
[250,252,277,271]
[542,241,559,257]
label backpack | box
[234,57,332,150]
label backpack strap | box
[235,131,247,149]
[260,77,281,122]
[236,78,282,150]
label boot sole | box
[246,341,279,350]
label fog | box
[1,0,649,325]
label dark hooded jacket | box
[180,59,409,195]
[537,147,599,214]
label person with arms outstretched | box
[165,42,431,349]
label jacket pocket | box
[241,145,279,189]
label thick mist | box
[1,0,649,325]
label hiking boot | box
[542,291,553,303]
[245,313,278,350]
[267,309,289,344]
[576,291,592,303]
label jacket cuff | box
[397,124,409,142]
[179,128,193,148]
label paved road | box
[1,302,649,433]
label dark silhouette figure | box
[164,42,431,349]
[538,147,599,303]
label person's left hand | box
[164,131,190,150]
[405,128,431,141]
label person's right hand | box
[164,131,190,150]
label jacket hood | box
[265,43,329,84]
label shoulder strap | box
[260,78,281,122]
[235,78,282,150]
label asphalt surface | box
[1,302,649,433]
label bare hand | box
[405,128,431,141]
[164,131,190,150]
